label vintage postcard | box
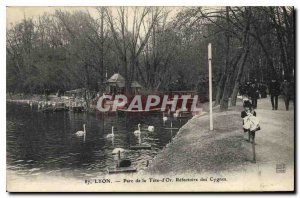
[6,6,295,192]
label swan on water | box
[167,108,171,115]
[75,124,86,137]
[174,109,180,118]
[106,126,115,139]
[134,124,141,135]
[140,124,154,132]
[163,112,168,124]
[148,126,155,132]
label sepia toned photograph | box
[6,6,295,192]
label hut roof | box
[131,81,142,88]
[107,73,125,83]
[107,73,142,88]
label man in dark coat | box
[280,79,291,111]
[249,83,260,109]
[239,83,246,96]
[259,82,267,98]
[245,81,251,98]
[269,79,280,110]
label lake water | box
[6,102,190,179]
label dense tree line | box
[174,6,294,109]
[7,7,294,110]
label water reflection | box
[6,102,190,179]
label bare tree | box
[103,7,163,93]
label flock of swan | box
[75,123,155,140]
[75,110,177,141]
[27,99,177,143]
[73,111,181,169]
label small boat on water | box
[69,106,84,113]
[117,107,161,113]
[53,102,68,112]
[129,144,152,150]
[42,107,55,113]
[42,102,68,113]
[117,107,161,116]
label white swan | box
[134,124,141,135]
[163,112,168,124]
[148,126,155,132]
[140,124,154,132]
[106,126,115,139]
[167,108,171,115]
[75,124,86,137]
[174,109,180,118]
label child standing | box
[241,100,260,142]
[241,100,260,162]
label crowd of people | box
[239,78,294,111]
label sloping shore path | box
[145,97,294,191]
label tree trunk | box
[219,7,231,110]
[220,74,233,111]
[230,51,249,106]
[214,74,226,106]
[99,7,105,93]
[230,7,251,106]
[220,51,243,110]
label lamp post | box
[208,43,213,131]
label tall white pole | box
[208,43,213,131]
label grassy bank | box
[146,106,250,174]
[145,98,294,181]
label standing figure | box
[245,81,251,98]
[241,100,260,162]
[268,79,280,110]
[239,83,246,97]
[249,83,260,109]
[280,79,290,111]
[259,82,267,98]
[241,100,259,142]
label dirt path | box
[145,97,294,191]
